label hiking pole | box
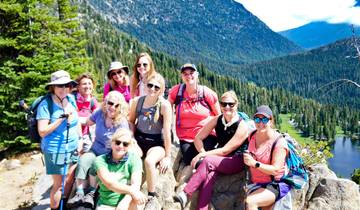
[59,114,70,210]
[243,150,251,210]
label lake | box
[327,136,360,178]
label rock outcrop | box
[147,145,360,210]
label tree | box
[0,0,87,150]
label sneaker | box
[83,191,95,209]
[173,191,187,210]
[66,192,84,209]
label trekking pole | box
[243,151,251,210]
[59,114,70,210]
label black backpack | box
[26,94,53,142]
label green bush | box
[351,168,360,184]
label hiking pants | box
[183,154,244,210]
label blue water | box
[327,136,360,178]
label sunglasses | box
[181,71,195,77]
[113,140,130,147]
[107,101,120,108]
[254,116,270,124]
[136,63,148,68]
[220,102,236,108]
[147,83,160,91]
[110,70,124,77]
[55,83,71,88]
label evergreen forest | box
[0,1,359,154]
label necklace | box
[221,114,239,130]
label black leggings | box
[179,135,217,165]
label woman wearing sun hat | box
[36,70,80,209]
[103,61,131,103]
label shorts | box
[43,150,78,175]
[135,130,164,155]
[179,135,217,165]
[247,181,292,201]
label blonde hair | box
[111,128,134,145]
[130,52,156,97]
[220,90,239,105]
[146,73,166,122]
[102,91,128,126]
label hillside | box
[279,22,360,49]
[237,38,360,108]
[85,0,301,73]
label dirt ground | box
[0,151,45,210]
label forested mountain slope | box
[86,0,301,73]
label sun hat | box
[45,70,77,89]
[180,63,197,72]
[107,61,129,78]
[254,105,273,118]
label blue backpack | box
[238,111,256,132]
[270,132,309,190]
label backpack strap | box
[136,96,146,118]
[175,84,186,126]
[269,133,285,181]
[45,94,53,117]
[90,98,95,110]
[197,85,212,113]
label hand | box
[159,156,171,174]
[243,152,256,167]
[130,188,148,205]
[191,153,205,169]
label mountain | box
[85,0,301,73]
[237,37,360,108]
[279,21,360,49]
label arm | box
[211,101,221,116]
[116,170,146,209]
[37,118,66,138]
[159,100,173,173]
[128,97,139,133]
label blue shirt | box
[36,94,79,153]
[90,109,130,156]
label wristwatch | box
[255,162,260,168]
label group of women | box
[37,52,291,210]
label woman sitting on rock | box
[129,73,172,198]
[243,105,291,210]
[173,91,249,210]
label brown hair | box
[130,52,156,97]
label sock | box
[76,187,84,195]
[178,191,188,203]
[148,191,158,197]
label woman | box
[173,91,249,210]
[243,105,290,210]
[103,61,131,103]
[168,63,221,166]
[37,70,80,210]
[129,73,172,197]
[94,128,147,210]
[130,52,157,98]
[75,73,99,153]
[67,91,130,209]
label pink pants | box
[183,154,244,210]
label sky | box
[235,0,360,32]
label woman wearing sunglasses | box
[173,91,249,210]
[129,73,172,198]
[37,70,79,209]
[243,105,290,210]
[94,128,147,210]
[168,63,221,167]
[130,52,157,98]
[67,91,131,209]
[103,61,131,103]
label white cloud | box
[235,0,360,31]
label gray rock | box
[6,159,21,170]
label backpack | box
[238,111,256,132]
[270,132,309,190]
[26,94,53,142]
[174,84,212,126]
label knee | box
[144,157,156,168]
[245,196,257,209]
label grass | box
[278,114,314,145]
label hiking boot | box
[83,191,95,209]
[66,192,84,209]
